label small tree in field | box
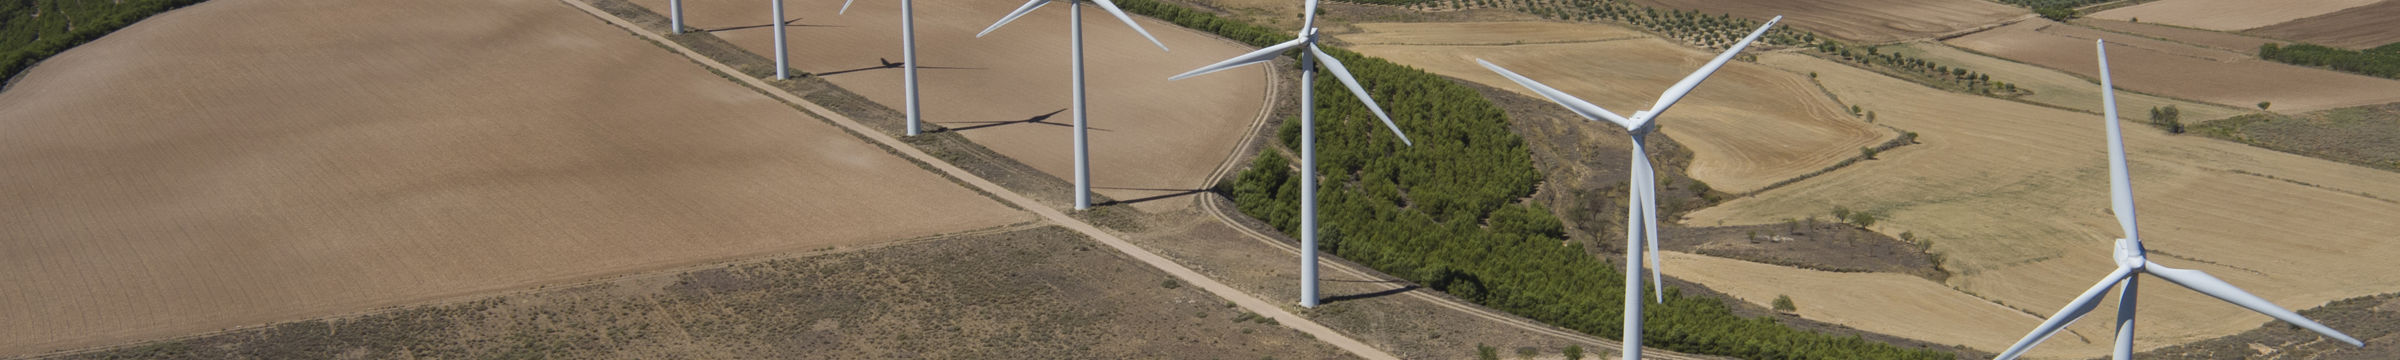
[2258,101,2273,110]
[1773,294,1797,312]
[1860,146,1879,160]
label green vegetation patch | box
[1116,0,1948,358]
[3,0,211,82]
[2259,42,2400,80]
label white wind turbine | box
[670,0,685,34]
[978,0,1171,210]
[1168,0,1413,308]
[1991,39,2363,360]
[1477,15,1780,360]
[839,0,925,136]
[772,0,792,79]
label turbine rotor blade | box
[1995,266,2137,360]
[1643,15,1781,123]
[977,0,1053,38]
[840,0,856,14]
[1170,38,1307,80]
[2097,39,2140,241]
[2143,261,2365,347]
[1302,0,1319,30]
[1313,44,1413,146]
[1475,59,1638,129]
[1092,0,1169,51]
[1633,137,1663,303]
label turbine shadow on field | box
[814,61,982,77]
[1321,285,1420,305]
[702,18,840,33]
[1092,186,1209,207]
[940,109,1114,132]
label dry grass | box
[2245,0,2400,50]
[1622,0,2024,43]
[626,0,1271,213]
[1682,52,2400,358]
[1948,19,2400,112]
[1881,41,2248,121]
[0,0,1030,355]
[1658,251,2086,356]
[2087,0,2384,31]
[1340,22,1890,193]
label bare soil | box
[2088,0,2384,31]
[1622,0,2024,43]
[1341,22,1892,193]
[1663,221,1948,282]
[39,226,1358,360]
[1948,19,2400,112]
[0,0,1035,355]
[624,0,1272,213]
[2073,18,2287,55]
[2245,0,2400,50]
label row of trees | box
[2,0,210,81]
[1825,44,2019,95]
[2259,42,2400,79]
[1116,0,1951,357]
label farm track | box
[555,0,1401,357]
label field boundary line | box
[555,0,1398,358]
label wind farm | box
[5,0,2398,358]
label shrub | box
[1774,295,1798,312]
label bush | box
[2034,7,2079,21]
[1564,345,1585,360]
[1477,343,1500,360]
[1774,295,1798,312]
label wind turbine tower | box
[979,0,1171,210]
[841,0,924,135]
[670,0,684,34]
[1171,0,1415,308]
[1990,39,2363,360]
[1478,16,1780,360]
[772,0,790,80]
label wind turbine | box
[1169,0,1414,308]
[670,0,684,34]
[839,0,925,136]
[1990,39,2363,360]
[1477,15,1780,360]
[772,0,791,80]
[978,0,1171,210]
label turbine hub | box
[2113,238,2147,268]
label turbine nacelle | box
[1627,110,1656,134]
[2113,238,2146,269]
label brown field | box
[1341,22,1891,193]
[2247,0,2400,50]
[1882,42,2249,121]
[1949,19,2400,112]
[0,0,1029,355]
[1658,251,2104,357]
[2073,18,2286,55]
[626,0,1269,213]
[48,226,1357,360]
[1622,0,2024,43]
[2088,0,2384,31]
[1680,52,2400,357]
[1336,21,1644,45]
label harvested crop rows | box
[2088,0,2384,32]
[0,0,1027,355]
[1949,19,2400,112]
[1623,0,2023,43]
[1342,22,1890,193]
[2246,0,2400,50]
[626,0,1270,213]
[1682,52,2400,358]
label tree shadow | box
[938,109,1114,133]
[1321,285,1420,305]
[814,59,983,77]
[702,18,841,33]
